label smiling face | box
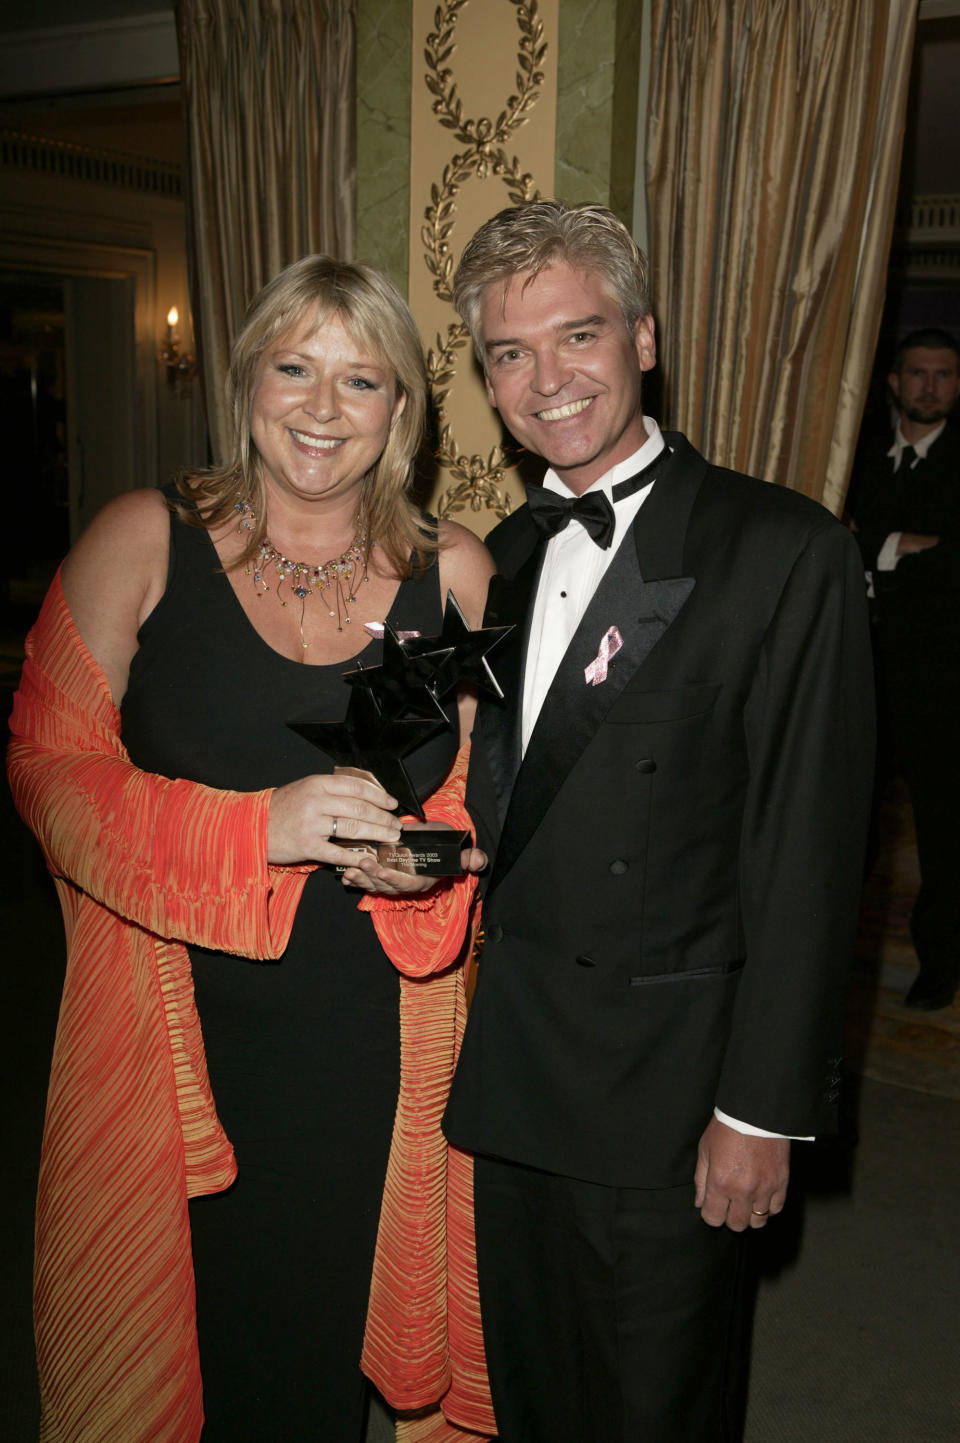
[478,261,656,494]
[889,345,960,434]
[249,308,406,509]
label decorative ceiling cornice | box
[0,127,181,197]
[0,13,178,102]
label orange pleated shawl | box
[358,747,495,1442]
[8,575,494,1443]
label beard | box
[900,398,955,425]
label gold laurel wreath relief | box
[410,0,559,526]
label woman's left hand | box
[342,846,487,896]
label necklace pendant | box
[242,502,370,638]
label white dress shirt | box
[521,420,665,752]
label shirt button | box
[635,758,657,773]
[609,859,629,875]
[485,922,504,944]
[575,955,597,968]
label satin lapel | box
[635,433,705,580]
[487,528,695,893]
[475,534,546,827]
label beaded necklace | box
[234,499,370,651]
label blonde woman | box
[9,257,494,1441]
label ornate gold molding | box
[412,0,555,525]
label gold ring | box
[751,1208,769,1217]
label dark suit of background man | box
[442,202,874,1442]
[850,327,960,1012]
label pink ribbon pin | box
[585,626,624,685]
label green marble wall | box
[556,0,614,206]
[356,0,412,292]
[610,0,644,229]
[355,0,642,288]
[555,0,642,224]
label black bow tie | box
[527,487,616,547]
[526,452,665,549]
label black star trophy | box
[288,592,511,876]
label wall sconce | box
[159,306,197,395]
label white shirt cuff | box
[714,1107,813,1141]
[876,532,903,571]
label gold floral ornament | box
[421,0,548,521]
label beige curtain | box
[178,0,356,462]
[646,0,916,513]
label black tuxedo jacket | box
[444,434,874,1188]
[852,422,960,647]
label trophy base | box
[337,825,470,877]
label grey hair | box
[453,201,651,360]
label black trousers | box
[473,1155,746,1443]
[877,624,960,984]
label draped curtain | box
[177,0,356,462]
[646,0,916,513]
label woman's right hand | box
[267,771,402,865]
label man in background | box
[443,201,874,1441]
[851,327,960,1011]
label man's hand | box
[694,1116,790,1231]
[897,532,939,555]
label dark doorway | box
[0,273,69,616]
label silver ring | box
[330,816,338,839]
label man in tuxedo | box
[442,202,874,1441]
[850,328,960,1010]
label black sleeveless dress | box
[121,509,457,1440]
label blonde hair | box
[178,255,434,577]
[453,201,651,360]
